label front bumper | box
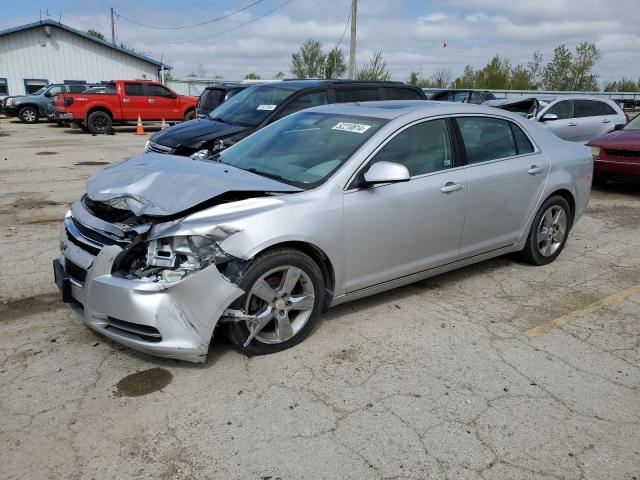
[3,106,18,116]
[594,158,640,178]
[56,210,244,363]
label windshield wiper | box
[247,168,288,183]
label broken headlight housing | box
[189,139,227,159]
[116,235,233,282]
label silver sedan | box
[54,101,592,362]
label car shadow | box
[592,181,640,197]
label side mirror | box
[540,113,558,122]
[613,124,625,131]
[363,161,410,186]
[44,91,51,97]
[169,91,177,99]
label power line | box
[115,0,265,30]
[159,0,294,45]
[333,6,351,52]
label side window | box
[275,91,328,118]
[335,88,380,103]
[105,83,117,94]
[144,84,172,97]
[384,87,423,100]
[68,85,87,93]
[0,79,7,95]
[370,119,453,177]
[453,91,470,103]
[124,83,145,96]
[546,100,574,120]
[48,85,64,95]
[510,123,535,155]
[574,100,616,117]
[456,117,518,163]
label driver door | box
[343,118,468,293]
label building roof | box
[0,19,170,69]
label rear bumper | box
[56,212,244,363]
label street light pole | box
[348,0,357,79]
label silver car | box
[535,95,626,143]
[54,101,592,362]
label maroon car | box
[588,114,640,183]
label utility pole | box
[348,0,357,79]
[110,7,116,45]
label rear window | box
[335,88,380,103]
[574,100,617,118]
[68,85,87,93]
[384,87,424,100]
[124,83,145,96]
[198,89,226,113]
[456,117,518,163]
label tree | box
[407,71,419,86]
[274,71,286,79]
[86,28,105,40]
[527,50,544,89]
[429,69,452,88]
[244,72,261,80]
[475,55,511,89]
[542,43,599,91]
[291,39,326,79]
[509,64,534,90]
[325,47,346,79]
[452,65,476,88]
[603,78,640,92]
[357,52,391,81]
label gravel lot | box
[1,117,639,480]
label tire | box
[18,106,39,124]
[79,123,91,133]
[520,195,572,266]
[86,111,112,134]
[183,109,195,121]
[226,248,325,356]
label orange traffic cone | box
[161,118,167,130]
[135,115,145,135]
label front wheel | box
[86,111,112,134]
[520,195,572,265]
[183,110,195,121]
[226,248,325,356]
[18,106,39,124]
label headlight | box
[6,98,13,106]
[115,235,234,282]
[144,140,150,152]
[190,149,212,159]
[589,146,601,159]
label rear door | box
[144,83,181,120]
[455,116,549,257]
[121,82,149,120]
[573,99,620,142]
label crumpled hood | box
[149,117,247,149]
[86,153,301,217]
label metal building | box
[0,19,169,96]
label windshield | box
[32,87,48,96]
[623,115,640,130]
[208,85,293,127]
[217,111,387,188]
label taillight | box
[63,97,74,107]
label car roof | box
[204,84,246,91]
[256,79,413,91]
[308,100,509,120]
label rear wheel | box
[183,109,195,121]
[87,111,112,134]
[520,195,572,265]
[226,248,325,356]
[18,106,39,124]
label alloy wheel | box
[244,265,315,344]
[536,205,567,257]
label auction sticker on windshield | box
[257,104,277,111]
[331,122,372,133]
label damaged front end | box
[57,197,247,363]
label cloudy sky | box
[4,0,640,83]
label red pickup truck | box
[55,80,198,134]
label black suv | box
[145,80,426,158]
[196,84,247,117]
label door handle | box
[528,165,543,175]
[122,98,130,103]
[148,98,155,104]
[601,119,611,123]
[567,122,577,126]
[440,182,464,193]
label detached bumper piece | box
[56,202,244,363]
